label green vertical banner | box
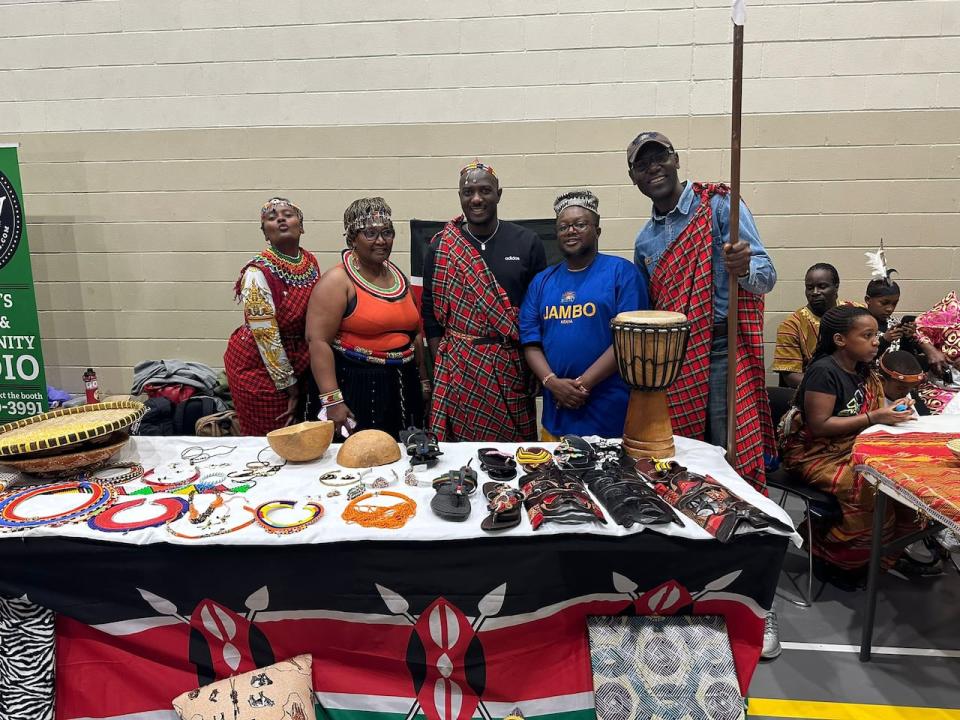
[0,145,48,420]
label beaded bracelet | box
[253,499,324,535]
[319,388,344,407]
[88,462,145,485]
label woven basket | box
[2,434,130,477]
[0,401,145,457]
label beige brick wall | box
[1,0,958,392]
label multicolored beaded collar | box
[342,249,407,301]
[256,246,318,288]
[0,481,115,530]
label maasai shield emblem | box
[408,598,484,720]
[377,582,505,720]
[138,586,274,685]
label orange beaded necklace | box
[341,490,416,529]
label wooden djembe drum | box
[610,311,691,459]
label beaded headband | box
[554,190,599,217]
[260,198,302,221]
[460,160,497,179]
[879,353,925,384]
[345,210,393,234]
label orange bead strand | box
[341,490,416,529]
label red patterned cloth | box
[853,431,960,531]
[224,248,320,435]
[428,217,536,441]
[648,183,775,489]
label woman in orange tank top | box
[305,198,429,439]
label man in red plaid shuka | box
[628,133,778,489]
[628,132,782,660]
[421,163,546,441]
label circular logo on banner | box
[0,171,23,271]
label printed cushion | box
[172,654,315,720]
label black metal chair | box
[766,386,842,607]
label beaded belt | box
[333,338,415,365]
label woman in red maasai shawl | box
[224,198,320,435]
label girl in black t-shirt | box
[781,306,927,586]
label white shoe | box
[935,528,960,552]
[761,611,782,660]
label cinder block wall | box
[1,0,958,393]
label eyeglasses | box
[630,150,674,174]
[557,220,595,234]
[359,227,396,241]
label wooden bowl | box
[336,429,401,468]
[947,438,960,462]
[0,434,130,477]
[267,421,334,462]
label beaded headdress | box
[554,189,599,217]
[343,197,393,236]
[260,197,303,222]
[459,160,498,179]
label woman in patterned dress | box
[224,198,321,435]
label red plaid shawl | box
[648,184,774,489]
[428,217,537,441]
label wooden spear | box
[725,10,745,467]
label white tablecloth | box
[0,435,800,547]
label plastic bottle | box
[83,368,100,404]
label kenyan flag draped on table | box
[0,532,786,720]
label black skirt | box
[306,353,424,440]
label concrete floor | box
[747,496,960,719]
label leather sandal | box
[430,462,477,522]
[480,482,524,531]
[478,448,518,480]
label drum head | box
[611,310,688,327]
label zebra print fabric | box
[0,594,55,720]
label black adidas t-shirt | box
[799,356,867,418]
[421,220,547,340]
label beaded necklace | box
[257,246,318,288]
[343,250,407,300]
[0,481,115,530]
[341,490,416,529]
[88,497,188,534]
[253,499,324,535]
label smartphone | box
[900,315,917,325]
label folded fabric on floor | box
[131,360,220,395]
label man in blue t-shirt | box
[520,190,648,439]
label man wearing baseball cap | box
[627,132,780,659]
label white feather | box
[864,248,889,281]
